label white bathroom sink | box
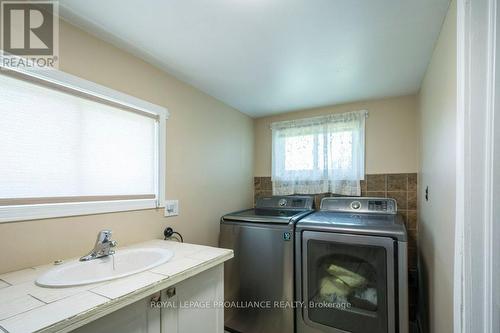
[36,248,173,288]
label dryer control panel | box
[320,197,397,214]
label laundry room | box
[1,1,497,333]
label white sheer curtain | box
[271,110,366,196]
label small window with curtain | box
[271,110,366,196]
[0,67,167,223]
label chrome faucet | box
[80,230,118,261]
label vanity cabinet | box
[73,265,224,333]
[161,265,224,333]
[71,295,161,333]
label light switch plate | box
[164,200,179,217]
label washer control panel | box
[368,199,389,212]
[350,201,362,210]
[256,196,314,210]
[320,197,397,214]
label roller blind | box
[0,73,158,206]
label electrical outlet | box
[164,200,179,217]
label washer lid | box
[296,211,407,241]
[222,208,312,224]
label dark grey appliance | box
[220,196,314,333]
[295,197,408,333]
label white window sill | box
[0,199,160,223]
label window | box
[271,111,366,195]
[0,64,168,223]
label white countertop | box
[0,240,233,333]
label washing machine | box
[220,195,314,333]
[295,197,408,333]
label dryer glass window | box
[305,239,390,333]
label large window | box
[271,111,365,195]
[0,66,168,222]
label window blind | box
[0,73,158,206]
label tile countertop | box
[0,240,233,333]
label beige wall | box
[417,1,456,332]
[0,22,254,274]
[254,95,419,176]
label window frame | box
[279,131,323,179]
[0,56,169,223]
[278,129,357,179]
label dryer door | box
[300,231,396,333]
